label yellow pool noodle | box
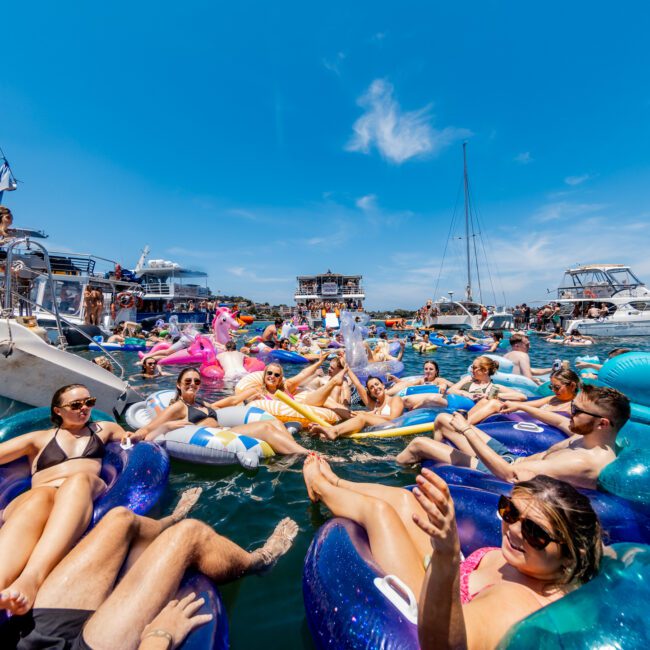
[348,421,435,440]
[274,390,331,428]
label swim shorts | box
[17,608,94,650]
[475,437,516,473]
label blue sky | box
[2,1,649,309]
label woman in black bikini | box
[136,368,309,455]
[0,384,133,616]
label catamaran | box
[428,143,512,331]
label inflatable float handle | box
[274,390,330,428]
[349,421,435,440]
[373,575,418,624]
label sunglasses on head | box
[60,397,97,410]
[182,378,202,386]
[497,495,560,551]
[570,402,607,420]
[265,371,282,378]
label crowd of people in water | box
[0,300,639,649]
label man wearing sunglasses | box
[397,384,630,490]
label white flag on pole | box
[0,160,17,192]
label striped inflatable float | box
[159,425,275,469]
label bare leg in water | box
[34,487,204,613]
[308,412,392,440]
[0,472,107,615]
[83,516,298,650]
[315,456,431,560]
[231,420,310,455]
[302,455,424,595]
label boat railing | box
[2,238,127,379]
[4,287,128,379]
[3,238,67,348]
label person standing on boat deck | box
[91,286,104,326]
[83,286,94,325]
[504,333,552,384]
[587,303,600,319]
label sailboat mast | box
[463,142,472,302]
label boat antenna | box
[463,142,472,302]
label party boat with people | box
[293,270,365,327]
[555,264,650,336]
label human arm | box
[492,386,527,401]
[412,469,467,650]
[139,593,213,650]
[102,420,144,443]
[499,401,572,433]
[345,366,369,406]
[0,431,40,465]
[388,396,405,419]
[209,392,249,408]
[446,376,472,398]
[284,352,330,393]
[395,340,406,361]
[135,402,186,440]
[575,360,602,370]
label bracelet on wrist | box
[142,629,173,648]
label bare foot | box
[307,423,331,438]
[302,454,323,503]
[171,487,203,522]
[250,517,299,571]
[317,456,339,486]
[0,572,39,615]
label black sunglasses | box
[265,371,282,378]
[60,397,97,410]
[570,402,608,420]
[497,495,561,551]
[181,378,202,386]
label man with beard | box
[396,385,629,491]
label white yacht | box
[0,237,141,417]
[556,264,650,337]
[134,246,213,329]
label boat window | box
[483,315,513,330]
[628,302,650,311]
[40,279,83,316]
[607,268,641,289]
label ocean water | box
[85,327,649,649]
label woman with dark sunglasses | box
[137,368,310,455]
[0,384,136,616]
[302,456,601,649]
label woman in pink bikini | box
[302,457,601,648]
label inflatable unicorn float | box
[139,308,264,379]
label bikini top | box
[460,380,493,397]
[34,426,105,475]
[459,546,499,604]
[372,400,392,416]
[185,402,218,424]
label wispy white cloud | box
[514,152,533,164]
[564,173,592,186]
[346,79,471,164]
[355,194,378,211]
[322,52,346,76]
[532,201,606,222]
